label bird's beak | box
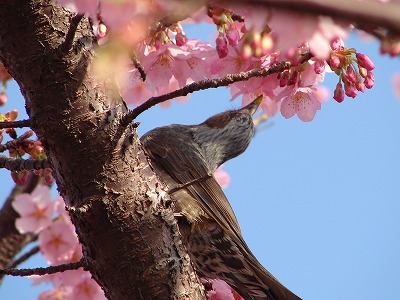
[242,95,263,115]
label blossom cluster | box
[12,185,106,300]
[103,4,380,122]
[0,111,54,185]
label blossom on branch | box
[12,184,56,234]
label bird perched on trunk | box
[141,96,300,300]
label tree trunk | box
[0,0,204,299]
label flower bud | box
[333,83,345,103]
[356,53,375,70]
[216,33,228,58]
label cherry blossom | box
[71,276,106,300]
[207,279,243,300]
[230,77,281,118]
[38,218,79,265]
[39,285,73,300]
[214,165,231,189]
[280,87,322,122]
[12,185,56,234]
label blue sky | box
[0,26,399,300]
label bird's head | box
[192,96,262,172]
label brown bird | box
[141,96,301,300]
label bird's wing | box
[141,127,243,238]
[141,127,302,300]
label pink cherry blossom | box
[38,218,79,265]
[139,40,214,89]
[214,165,231,189]
[12,184,56,234]
[39,286,73,300]
[280,87,322,122]
[207,279,243,300]
[231,76,281,118]
[72,277,106,300]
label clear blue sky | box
[0,25,399,299]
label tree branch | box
[0,119,31,129]
[61,13,85,53]
[227,0,400,35]
[0,138,29,153]
[0,261,83,277]
[126,52,312,121]
[0,155,51,171]
[7,246,39,269]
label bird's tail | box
[224,252,302,300]
[187,223,301,300]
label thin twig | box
[125,52,312,122]
[7,246,40,269]
[0,119,31,129]
[0,138,31,153]
[0,155,51,171]
[0,261,83,277]
[130,52,146,81]
[61,13,85,53]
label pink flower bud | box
[45,173,54,185]
[356,53,375,70]
[241,43,252,60]
[279,70,290,87]
[11,170,29,185]
[260,34,273,55]
[355,79,365,92]
[249,30,261,48]
[344,82,357,98]
[5,109,18,121]
[329,55,340,68]
[314,60,325,74]
[216,33,228,58]
[359,66,368,78]
[389,40,400,57]
[226,25,239,46]
[175,32,188,46]
[19,130,34,140]
[330,37,342,51]
[345,65,356,84]
[333,83,345,103]
[364,71,375,89]
[0,92,7,106]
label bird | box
[140,96,301,300]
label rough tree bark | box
[0,0,204,299]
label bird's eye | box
[236,114,248,124]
